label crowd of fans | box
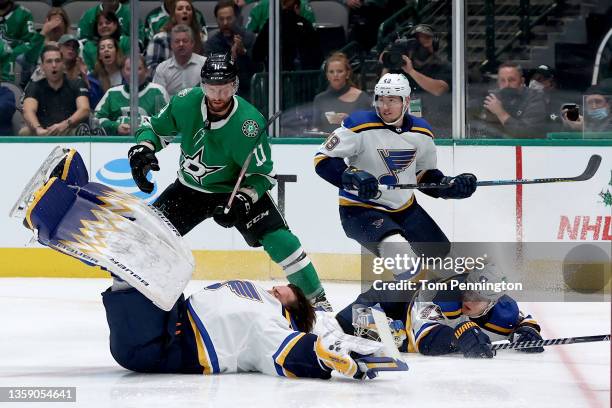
[0,0,610,138]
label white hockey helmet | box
[373,73,412,125]
[463,263,507,316]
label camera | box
[382,38,419,73]
[562,103,580,121]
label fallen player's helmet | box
[463,263,507,317]
[373,73,411,125]
[352,305,406,348]
[201,52,239,87]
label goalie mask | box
[373,73,411,126]
[352,305,406,348]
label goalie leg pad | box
[25,178,194,311]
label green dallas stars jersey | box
[0,3,36,62]
[95,81,169,135]
[77,3,145,42]
[135,87,275,198]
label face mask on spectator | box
[528,80,544,91]
[587,107,609,120]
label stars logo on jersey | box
[180,146,224,184]
[377,149,417,185]
[242,120,259,137]
[177,88,190,97]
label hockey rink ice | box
[0,278,609,408]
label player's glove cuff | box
[128,144,159,194]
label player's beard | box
[206,96,233,116]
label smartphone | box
[562,103,580,121]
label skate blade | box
[9,146,71,219]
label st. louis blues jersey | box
[406,275,540,354]
[315,110,437,212]
[185,280,309,377]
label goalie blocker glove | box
[213,192,253,228]
[342,167,379,199]
[454,321,495,358]
[439,173,477,199]
[128,145,159,194]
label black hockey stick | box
[492,334,610,351]
[382,154,602,190]
[223,110,281,213]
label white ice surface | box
[0,278,609,408]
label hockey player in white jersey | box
[335,264,545,358]
[12,147,407,380]
[314,73,477,279]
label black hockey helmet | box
[201,53,238,85]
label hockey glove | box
[439,173,477,199]
[510,325,544,353]
[128,144,159,193]
[213,192,253,228]
[342,167,379,199]
[454,321,495,358]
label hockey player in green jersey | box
[129,53,332,310]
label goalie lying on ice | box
[13,147,407,380]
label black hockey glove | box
[454,321,495,358]
[128,144,159,193]
[342,167,379,199]
[439,173,477,199]
[510,325,544,353]
[213,192,253,228]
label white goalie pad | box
[14,147,195,312]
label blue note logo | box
[377,149,417,185]
[95,158,157,202]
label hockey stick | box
[381,154,602,190]
[492,334,610,351]
[223,110,281,214]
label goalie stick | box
[380,154,602,190]
[492,333,610,351]
[223,110,281,214]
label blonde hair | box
[325,51,355,88]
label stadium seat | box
[310,1,348,35]
[62,0,94,29]
[140,1,161,23]
[193,1,216,28]
[20,1,51,28]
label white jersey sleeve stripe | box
[272,332,306,377]
[187,300,221,373]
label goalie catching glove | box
[128,144,159,194]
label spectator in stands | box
[146,0,206,77]
[78,0,144,44]
[95,56,169,135]
[82,10,131,71]
[21,45,90,136]
[252,0,322,71]
[29,35,89,85]
[153,24,206,96]
[312,51,370,133]
[204,0,255,98]
[145,0,206,43]
[381,24,452,137]
[27,7,71,67]
[0,37,14,82]
[342,0,404,52]
[246,0,315,34]
[0,84,15,136]
[0,0,38,86]
[563,81,612,133]
[87,36,124,108]
[478,61,547,138]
